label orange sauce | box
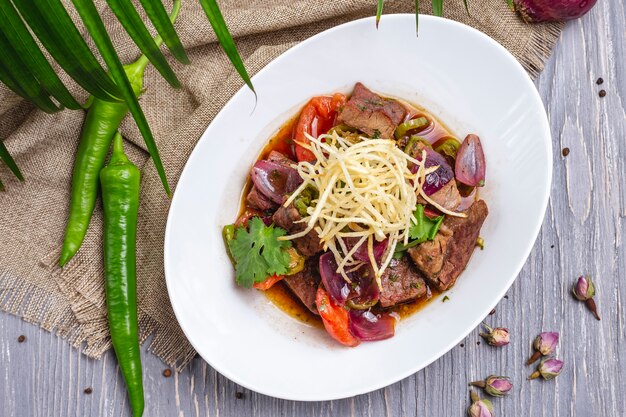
[264,282,323,328]
[238,94,458,326]
[394,288,442,319]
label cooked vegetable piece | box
[348,310,395,341]
[293,184,318,217]
[455,134,486,187]
[235,208,262,228]
[315,287,360,347]
[252,274,284,291]
[404,135,432,156]
[294,93,346,161]
[284,247,306,275]
[415,145,456,196]
[434,137,461,161]
[319,252,350,305]
[319,252,380,308]
[345,270,380,310]
[344,237,388,264]
[228,217,292,288]
[394,117,430,139]
[222,224,236,264]
[250,159,302,204]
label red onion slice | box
[319,253,380,308]
[413,146,455,196]
[346,265,380,310]
[455,134,486,187]
[319,253,351,305]
[348,310,395,341]
[456,186,477,212]
[344,237,388,264]
[250,160,303,204]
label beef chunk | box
[424,180,461,212]
[407,225,453,277]
[283,257,321,314]
[337,83,407,139]
[379,255,427,307]
[246,186,278,211]
[408,200,488,291]
[272,204,323,256]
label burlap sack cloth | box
[0,0,562,369]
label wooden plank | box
[1,2,624,415]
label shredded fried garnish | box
[281,132,429,288]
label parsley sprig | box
[227,217,292,288]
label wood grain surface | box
[1,2,624,416]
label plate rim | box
[164,13,553,401]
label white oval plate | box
[164,15,551,401]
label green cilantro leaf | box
[227,217,292,288]
[394,204,444,257]
[409,204,444,242]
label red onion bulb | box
[513,0,597,23]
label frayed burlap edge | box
[0,271,112,357]
[521,21,564,78]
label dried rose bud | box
[467,390,494,417]
[572,276,600,320]
[469,375,513,397]
[528,358,564,381]
[573,275,595,300]
[527,332,559,365]
[480,323,510,347]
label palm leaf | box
[106,0,181,88]
[139,0,189,64]
[431,0,443,16]
[0,60,28,99]
[14,0,122,102]
[0,140,24,181]
[0,0,81,110]
[376,0,384,28]
[415,0,420,33]
[198,0,254,93]
[72,0,171,195]
[0,30,60,113]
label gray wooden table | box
[2,3,625,416]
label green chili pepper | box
[100,132,143,417]
[222,224,236,265]
[293,184,319,217]
[394,117,429,140]
[59,1,182,266]
[404,135,431,158]
[434,137,461,160]
[285,247,305,275]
